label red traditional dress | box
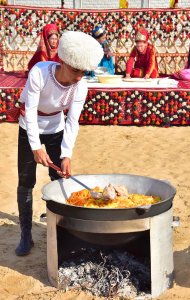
[28,24,60,71]
[126,28,158,78]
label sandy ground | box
[0,122,190,300]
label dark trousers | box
[18,126,64,188]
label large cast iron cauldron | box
[42,174,176,246]
[42,174,176,221]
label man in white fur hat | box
[15,31,104,256]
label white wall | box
[6,0,190,8]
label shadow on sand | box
[174,245,190,288]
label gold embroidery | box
[135,31,147,42]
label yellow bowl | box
[97,75,123,84]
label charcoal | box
[58,248,151,299]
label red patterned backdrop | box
[1,6,190,126]
[0,6,190,73]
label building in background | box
[6,0,190,8]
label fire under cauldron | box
[42,174,176,298]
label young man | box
[16,31,104,256]
[126,27,158,79]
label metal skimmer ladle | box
[48,163,103,199]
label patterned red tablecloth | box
[1,72,190,126]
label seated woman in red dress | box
[28,24,60,71]
[126,28,159,79]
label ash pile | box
[58,248,151,299]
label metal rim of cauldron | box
[44,174,176,221]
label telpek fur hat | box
[58,31,104,71]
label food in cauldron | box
[67,184,161,208]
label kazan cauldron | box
[42,174,176,298]
[43,174,175,245]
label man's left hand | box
[58,157,71,178]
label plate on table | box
[87,77,99,83]
[122,78,153,82]
[94,67,108,76]
[83,76,98,83]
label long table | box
[1,72,190,126]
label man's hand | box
[32,149,52,166]
[59,157,71,178]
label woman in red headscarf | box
[126,28,158,79]
[28,24,60,71]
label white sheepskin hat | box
[58,31,104,71]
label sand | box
[0,122,190,300]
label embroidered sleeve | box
[22,66,42,150]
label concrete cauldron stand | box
[42,175,175,298]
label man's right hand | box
[32,149,52,166]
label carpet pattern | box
[0,72,27,88]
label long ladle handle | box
[48,162,62,172]
[69,175,91,191]
[48,162,91,191]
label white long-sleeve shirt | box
[19,61,88,158]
